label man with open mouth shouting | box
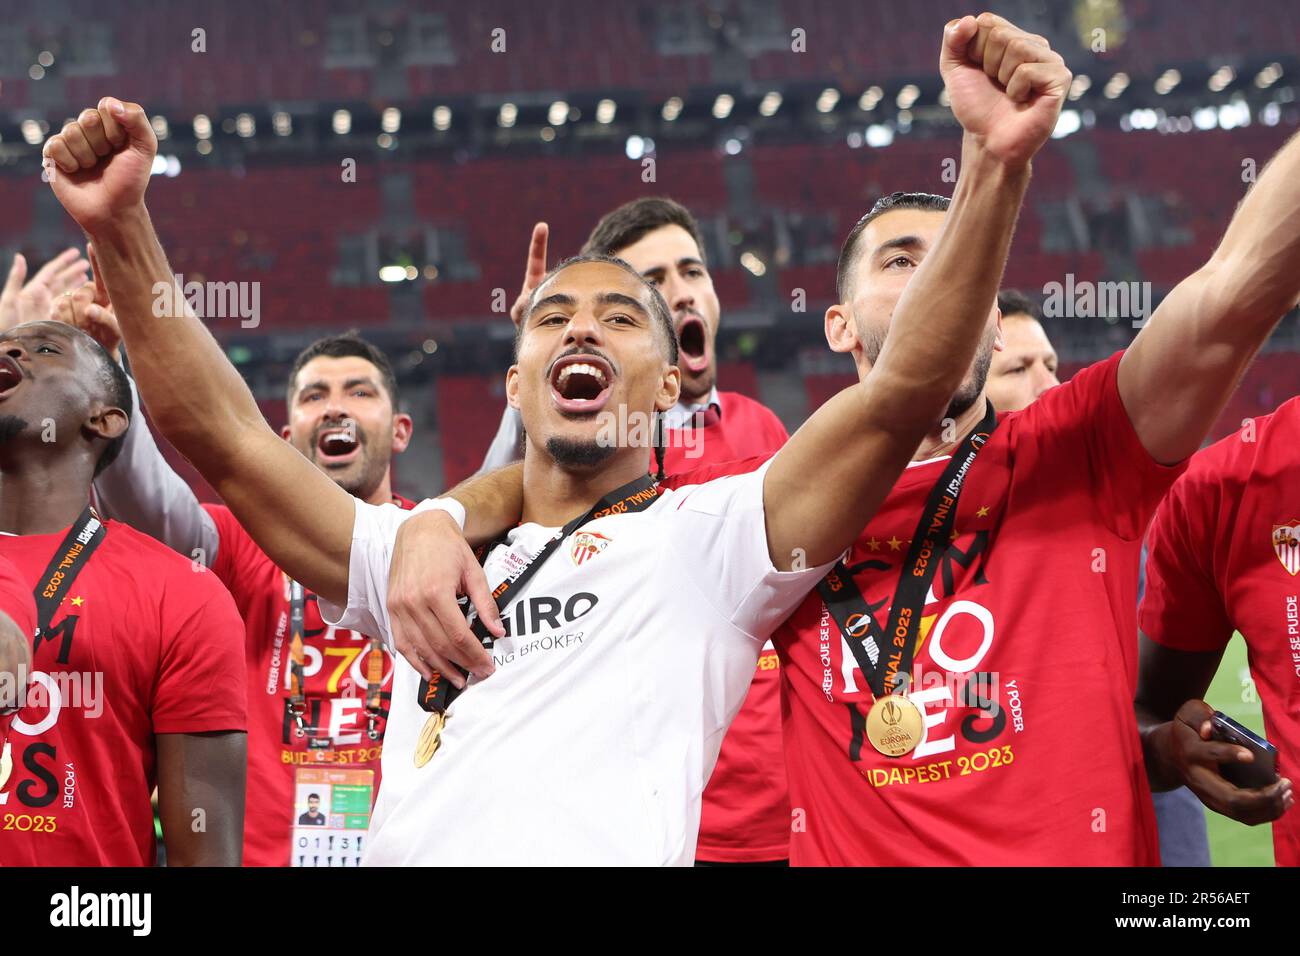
[483,198,793,865]
[0,319,246,866]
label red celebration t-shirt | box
[0,556,35,642]
[204,496,412,867]
[674,353,1184,865]
[666,390,792,863]
[1140,395,1300,866]
[0,518,246,866]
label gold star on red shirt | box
[70,596,84,607]
[867,537,881,551]
[887,536,903,551]
[976,505,990,517]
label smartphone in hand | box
[1212,711,1279,789]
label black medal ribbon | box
[33,504,106,637]
[817,401,997,698]
[0,505,97,789]
[417,473,660,714]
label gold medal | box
[0,740,11,790]
[414,713,446,767]
[865,694,923,757]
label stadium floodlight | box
[539,127,556,142]
[196,139,212,155]
[548,101,569,126]
[433,105,452,130]
[864,123,894,148]
[1103,72,1129,99]
[382,107,401,133]
[379,266,407,283]
[816,88,841,113]
[758,92,782,117]
[28,65,44,81]
[858,86,883,111]
[193,114,212,139]
[236,113,255,138]
[662,97,683,122]
[1051,109,1081,139]
[596,99,617,124]
[37,51,53,67]
[712,94,734,120]
[1192,106,1218,130]
[724,137,742,155]
[1124,108,1158,130]
[1208,66,1235,92]
[1261,102,1281,126]
[1218,99,1250,130]
[895,84,919,109]
[165,155,181,177]
[272,111,292,136]
[332,109,351,135]
[938,88,950,108]
[1068,74,1091,101]
[1154,69,1181,95]
[498,103,517,128]
[626,135,646,160]
[151,115,169,140]
[150,154,167,175]
[739,251,766,277]
[1255,63,1283,89]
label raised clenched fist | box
[42,97,158,235]
[940,13,1071,169]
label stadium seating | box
[8,0,1296,113]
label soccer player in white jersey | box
[43,14,1068,862]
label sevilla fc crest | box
[571,530,612,566]
[1273,523,1300,576]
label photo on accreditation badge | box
[290,769,371,868]
[0,0,1297,938]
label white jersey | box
[320,462,831,865]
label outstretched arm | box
[1120,129,1300,464]
[764,14,1069,569]
[43,99,357,605]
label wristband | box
[411,497,467,531]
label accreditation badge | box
[865,694,924,757]
[290,767,374,866]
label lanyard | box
[1,505,105,791]
[818,402,997,699]
[34,504,105,637]
[287,581,389,742]
[417,473,660,715]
